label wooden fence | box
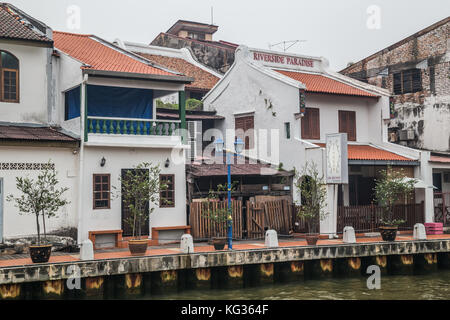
[434,192,450,226]
[189,200,243,240]
[337,202,425,233]
[189,199,294,240]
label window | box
[301,108,320,140]
[338,110,356,141]
[393,69,422,95]
[93,174,110,209]
[235,115,254,149]
[160,174,175,208]
[0,51,19,102]
[284,122,291,139]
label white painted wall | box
[79,146,186,241]
[0,146,79,238]
[0,42,50,124]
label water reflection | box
[146,270,450,300]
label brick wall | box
[341,18,450,152]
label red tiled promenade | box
[1,234,449,268]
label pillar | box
[305,259,333,279]
[0,283,22,300]
[419,151,434,223]
[218,266,244,289]
[178,91,187,144]
[361,255,388,275]
[334,257,362,276]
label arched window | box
[0,51,19,102]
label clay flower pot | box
[212,237,226,250]
[379,225,398,241]
[128,239,148,256]
[29,244,52,263]
[305,234,319,246]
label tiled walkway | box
[1,234,449,268]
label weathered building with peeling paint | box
[340,16,450,154]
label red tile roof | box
[0,125,78,142]
[430,155,450,164]
[53,31,182,77]
[316,144,413,161]
[135,53,219,91]
[274,70,378,98]
[0,4,52,44]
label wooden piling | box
[305,259,333,279]
[334,258,361,276]
[218,265,244,289]
[361,255,388,276]
[186,268,212,290]
[274,261,304,283]
[0,283,22,300]
[151,270,179,295]
[388,254,414,275]
[83,276,105,299]
[414,253,438,274]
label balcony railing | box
[86,117,181,136]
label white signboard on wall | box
[326,133,348,184]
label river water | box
[148,270,450,300]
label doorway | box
[121,169,150,237]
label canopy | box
[399,177,436,189]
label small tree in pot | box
[113,162,168,256]
[294,162,329,245]
[7,161,70,263]
[203,182,238,250]
[374,167,416,241]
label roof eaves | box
[83,69,194,83]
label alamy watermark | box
[366,5,381,30]
[66,5,81,30]
[366,265,381,289]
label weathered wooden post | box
[361,255,388,275]
[82,276,105,299]
[275,261,304,283]
[414,253,438,274]
[334,257,362,276]
[218,265,244,289]
[186,268,212,290]
[0,283,22,300]
[305,259,333,279]
[388,254,414,275]
[151,270,179,295]
[245,263,275,286]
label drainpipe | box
[419,151,434,223]
[77,74,88,243]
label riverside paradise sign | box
[253,51,314,68]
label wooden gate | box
[246,200,293,239]
[189,200,243,240]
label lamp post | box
[214,137,244,250]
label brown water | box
[147,270,450,300]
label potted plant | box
[204,182,238,250]
[114,162,167,256]
[7,161,69,263]
[294,162,329,245]
[374,167,416,241]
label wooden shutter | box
[301,108,320,140]
[339,110,356,141]
[235,115,254,149]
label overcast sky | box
[8,0,450,70]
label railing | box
[86,117,181,136]
[434,192,450,226]
[337,202,425,233]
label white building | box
[203,46,440,235]
[0,4,194,246]
[0,4,79,240]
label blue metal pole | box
[227,152,232,250]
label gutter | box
[83,69,194,84]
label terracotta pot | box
[305,234,319,245]
[212,237,226,250]
[379,226,398,241]
[128,239,148,256]
[29,244,52,263]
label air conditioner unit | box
[399,129,415,141]
[187,121,202,161]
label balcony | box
[84,116,184,148]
